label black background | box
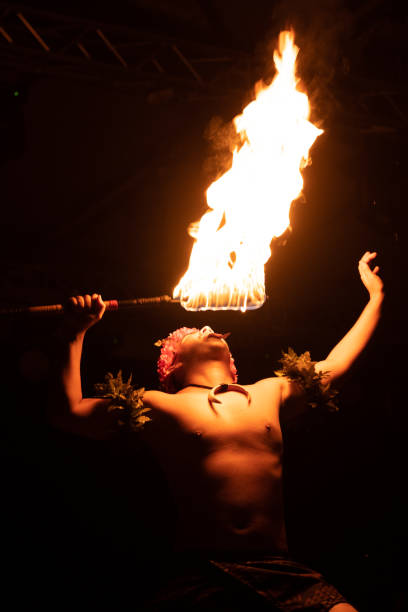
[0,1,405,609]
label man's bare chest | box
[145,387,283,458]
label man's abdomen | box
[174,448,288,554]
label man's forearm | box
[316,292,384,380]
[47,294,112,436]
[56,329,86,410]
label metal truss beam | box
[0,2,407,128]
[0,2,251,98]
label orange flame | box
[174,30,323,311]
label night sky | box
[0,1,406,609]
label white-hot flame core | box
[174,30,323,311]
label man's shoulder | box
[143,389,172,407]
[253,376,285,390]
[253,376,304,403]
[143,389,165,399]
[249,377,285,404]
[143,389,186,417]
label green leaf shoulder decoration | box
[94,371,151,432]
[274,347,339,412]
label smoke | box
[202,114,241,186]
[202,1,355,185]
[254,0,355,125]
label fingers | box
[67,293,106,315]
[96,294,106,309]
[359,251,376,265]
[94,293,106,318]
[91,293,106,312]
[63,293,106,335]
[358,252,374,283]
[358,251,384,296]
[358,251,378,274]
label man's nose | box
[200,326,214,335]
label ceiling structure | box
[0,0,407,129]
[0,1,252,100]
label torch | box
[0,295,179,316]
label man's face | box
[177,326,231,362]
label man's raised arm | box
[48,293,115,438]
[279,251,384,411]
[314,251,384,383]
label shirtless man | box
[51,251,384,611]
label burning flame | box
[174,30,323,311]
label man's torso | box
[141,378,289,554]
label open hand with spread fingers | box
[65,293,106,336]
[358,252,384,299]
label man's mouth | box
[207,332,231,340]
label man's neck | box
[181,360,234,390]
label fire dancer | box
[50,251,383,611]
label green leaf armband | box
[274,347,339,412]
[94,370,151,432]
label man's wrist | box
[56,326,86,343]
[369,290,384,305]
